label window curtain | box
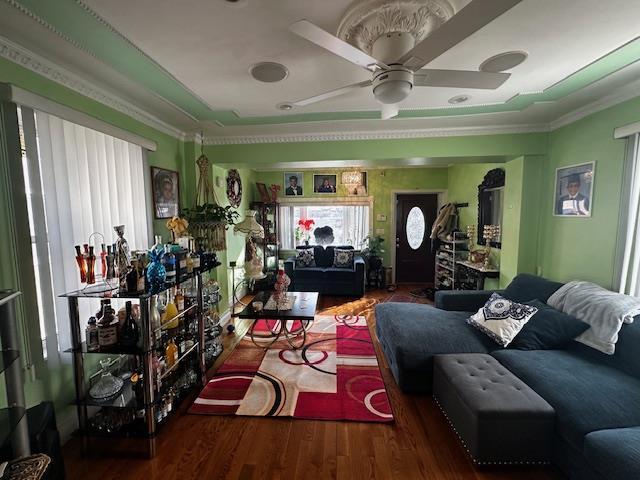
[618,133,640,296]
[278,205,295,249]
[33,111,150,360]
[343,205,369,248]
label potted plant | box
[361,235,385,270]
[181,203,240,251]
[295,219,315,246]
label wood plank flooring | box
[63,286,562,480]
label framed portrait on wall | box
[151,167,180,219]
[284,172,303,196]
[313,174,337,194]
[553,161,594,217]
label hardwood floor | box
[63,286,562,480]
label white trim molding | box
[203,124,549,145]
[0,35,185,140]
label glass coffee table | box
[237,291,318,349]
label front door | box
[395,194,438,283]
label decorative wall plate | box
[226,169,242,207]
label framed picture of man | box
[284,172,304,196]
[313,174,337,194]
[553,161,594,217]
[151,167,180,219]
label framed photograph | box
[151,167,180,219]
[284,172,304,196]
[313,174,337,194]
[256,182,271,202]
[553,161,594,217]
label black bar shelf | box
[0,350,20,376]
[61,265,222,458]
[0,407,27,447]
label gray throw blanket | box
[547,281,640,354]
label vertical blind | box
[29,110,150,359]
[619,133,640,296]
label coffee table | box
[237,291,318,349]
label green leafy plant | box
[361,235,385,259]
[181,203,239,227]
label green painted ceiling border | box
[8,0,640,127]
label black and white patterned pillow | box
[333,248,354,269]
[295,248,316,268]
[467,293,538,347]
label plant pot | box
[368,256,383,270]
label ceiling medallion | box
[337,0,456,56]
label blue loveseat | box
[375,274,640,480]
[284,245,365,297]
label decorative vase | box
[146,247,166,294]
[273,263,291,309]
[114,225,131,289]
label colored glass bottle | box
[120,301,139,347]
[74,245,87,283]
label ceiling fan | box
[288,0,522,119]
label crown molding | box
[549,81,640,131]
[203,123,550,145]
[0,34,188,140]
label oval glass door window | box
[406,206,425,250]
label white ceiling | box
[82,0,640,117]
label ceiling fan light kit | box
[287,0,522,119]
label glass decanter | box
[89,358,124,401]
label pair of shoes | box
[387,285,397,292]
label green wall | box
[537,96,640,288]
[249,167,449,266]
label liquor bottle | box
[136,259,146,292]
[163,293,179,330]
[162,245,176,280]
[120,301,140,347]
[175,289,185,312]
[86,246,96,284]
[165,338,178,368]
[86,316,99,351]
[74,245,87,283]
[100,243,107,279]
[106,245,116,280]
[186,250,194,274]
[150,295,162,347]
[98,301,118,347]
[189,239,200,272]
[126,260,139,293]
[175,333,183,356]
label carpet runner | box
[189,315,393,423]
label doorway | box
[395,193,439,283]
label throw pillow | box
[508,300,590,350]
[295,248,316,268]
[467,293,538,347]
[333,248,355,269]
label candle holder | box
[482,225,501,269]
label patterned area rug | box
[189,315,393,423]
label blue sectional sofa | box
[284,245,365,297]
[375,274,640,480]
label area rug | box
[189,315,393,423]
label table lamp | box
[234,210,266,280]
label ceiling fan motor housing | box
[372,67,414,104]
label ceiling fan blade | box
[292,80,372,107]
[414,69,510,89]
[290,20,389,71]
[381,103,399,120]
[397,0,522,70]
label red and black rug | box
[189,315,393,423]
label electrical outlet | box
[376,228,385,235]
[376,213,387,222]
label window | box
[20,107,151,359]
[279,203,370,250]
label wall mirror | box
[477,168,505,248]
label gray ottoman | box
[433,353,555,465]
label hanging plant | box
[181,203,239,226]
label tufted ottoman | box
[433,353,555,466]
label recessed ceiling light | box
[277,103,293,111]
[448,95,469,104]
[480,51,528,73]
[250,62,289,83]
